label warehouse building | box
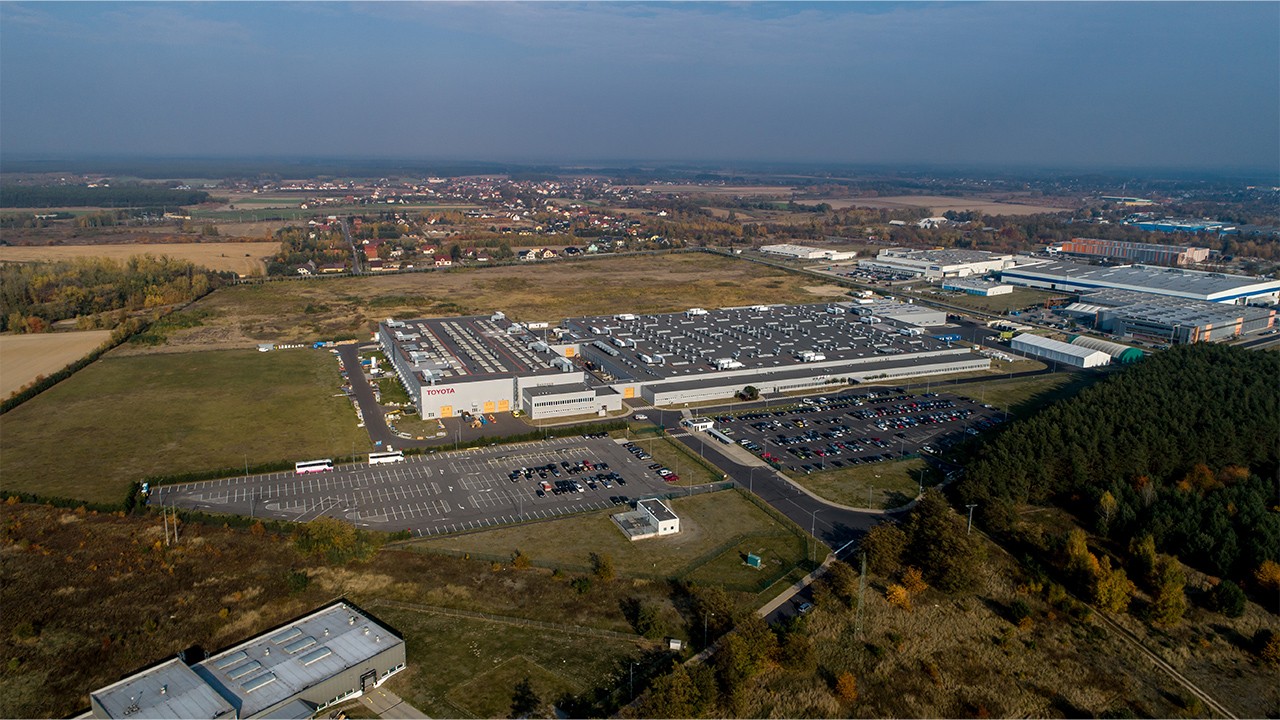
[941,278,1014,296]
[999,260,1280,305]
[858,248,1017,279]
[1067,334,1146,363]
[759,244,857,261]
[1048,237,1210,266]
[852,300,948,327]
[90,602,405,720]
[1062,288,1277,344]
[1010,333,1111,368]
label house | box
[586,243,602,254]
[562,246,582,256]
[367,259,385,271]
[364,243,382,260]
[294,260,318,276]
[518,250,536,261]
[540,248,558,259]
[318,263,346,274]
[434,256,453,267]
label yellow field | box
[0,330,112,398]
[0,242,282,276]
[797,195,1072,215]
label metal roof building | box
[1010,333,1111,369]
[90,602,406,720]
[1000,260,1280,304]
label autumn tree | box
[901,491,983,594]
[636,661,698,719]
[1150,555,1188,626]
[590,552,616,582]
[825,560,860,608]
[1091,556,1136,613]
[861,521,907,575]
[886,583,912,612]
[835,671,859,704]
[902,566,929,596]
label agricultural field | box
[0,241,281,276]
[0,330,111,398]
[795,194,1072,215]
[0,348,367,504]
[120,252,821,354]
[405,490,806,593]
[788,457,930,509]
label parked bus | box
[368,450,406,466]
[295,459,334,474]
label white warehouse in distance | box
[759,244,857,261]
[1010,333,1111,368]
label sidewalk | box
[359,686,429,719]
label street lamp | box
[966,503,978,534]
[810,509,823,562]
[703,611,714,647]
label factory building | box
[759,244,857,261]
[1010,333,1111,368]
[1049,237,1210,266]
[941,278,1015,296]
[1062,289,1277,344]
[1067,335,1146,364]
[1000,260,1280,305]
[90,602,405,720]
[380,304,991,417]
[858,248,1017,279]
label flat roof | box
[383,315,565,383]
[639,498,677,522]
[941,278,1010,289]
[92,603,403,720]
[567,303,962,384]
[878,248,1013,265]
[1001,261,1279,298]
[1011,333,1108,360]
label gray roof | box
[639,498,677,522]
[1011,333,1109,361]
[92,659,235,720]
[1002,261,1279,300]
[644,351,982,395]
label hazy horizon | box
[2,2,1277,176]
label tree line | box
[957,343,1280,588]
[0,256,226,333]
[0,184,210,208]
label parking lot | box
[710,389,1005,474]
[148,435,696,536]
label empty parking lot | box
[148,435,703,536]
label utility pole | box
[163,500,170,546]
[966,503,978,534]
[854,551,867,638]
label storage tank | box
[1068,335,1145,364]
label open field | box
[926,286,1071,314]
[376,607,643,719]
[122,252,820,353]
[788,457,928,509]
[928,371,1095,417]
[0,242,281,275]
[0,349,368,504]
[797,194,1072,216]
[618,184,795,196]
[404,491,805,587]
[0,330,111,398]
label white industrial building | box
[612,498,681,540]
[1010,333,1111,368]
[759,244,857,261]
[999,260,1280,305]
[858,248,1018,279]
[941,278,1014,296]
[90,602,406,720]
[1062,288,1277,344]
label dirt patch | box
[801,285,850,297]
[0,242,281,276]
[0,330,112,398]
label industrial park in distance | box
[2,2,1278,719]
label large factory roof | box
[1001,261,1279,301]
[643,350,977,394]
[877,248,1013,265]
[91,603,403,720]
[382,315,568,383]
[1083,289,1276,328]
[564,303,959,383]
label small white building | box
[1010,333,1110,368]
[941,278,1014,296]
[639,499,680,535]
[612,498,681,540]
[681,417,715,432]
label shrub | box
[834,671,858,704]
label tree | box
[1098,490,1118,534]
[1091,556,1136,613]
[835,671,859,704]
[1130,534,1159,587]
[902,491,982,594]
[861,521,908,575]
[638,661,697,718]
[826,560,860,608]
[510,676,541,718]
[1210,580,1246,618]
[590,552,616,582]
[886,583,912,611]
[1255,560,1280,599]
[739,385,759,401]
[1150,555,1188,626]
[902,566,929,596]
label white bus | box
[295,459,334,474]
[368,450,406,466]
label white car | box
[634,414,648,420]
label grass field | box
[788,457,929,509]
[928,287,1069,314]
[404,490,804,587]
[134,252,820,353]
[376,607,642,719]
[928,372,1096,417]
[623,434,725,486]
[796,194,1072,215]
[0,349,368,504]
[0,330,112,398]
[0,242,281,276]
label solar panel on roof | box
[270,627,303,644]
[214,650,249,669]
[299,646,333,666]
[242,672,278,693]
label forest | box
[0,256,226,332]
[957,343,1280,587]
[0,184,210,208]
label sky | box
[1,1,1277,173]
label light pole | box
[966,503,978,534]
[703,611,714,648]
[810,509,822,562]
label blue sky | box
[1,2,1276,173]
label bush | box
[1210,580,1246,618]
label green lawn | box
[403,490,804,584]
[930,287,1069,314]
[621,434,725,486]
[0,349,369,504]
[788,457,930,510]
[928,372,1096,417]
[375,606,643,719]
